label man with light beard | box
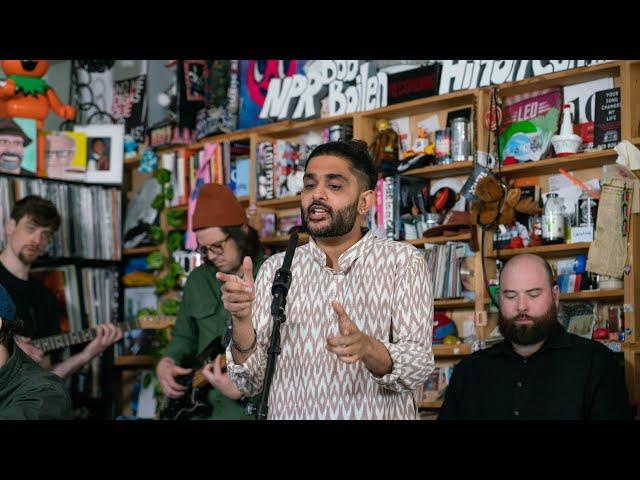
[439,253,631,420]
[0,195,122,382]
[217,140,434,419]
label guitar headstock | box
[137,315,177,329]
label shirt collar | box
[307,228,373,272]
[488,322,572,357]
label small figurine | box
[403,127,435,159]
[369,118,399,169]
[0,60,76,176]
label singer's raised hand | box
[326,300,372,364]
[216,256,254,322]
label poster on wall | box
[111,74,148,143]
[238,60,308,129]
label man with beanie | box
[156,184,264,419]
[0,283,72,419]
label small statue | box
[403,127,435,159]
[369,118,399,169]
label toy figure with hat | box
[1,60,76,176]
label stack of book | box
[422,242,468,299]
[161,142,250,207]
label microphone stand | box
[256,232,298,420]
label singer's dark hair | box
[306,140,377,192]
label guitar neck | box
[31,319,142,354]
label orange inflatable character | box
[0,60,76,175]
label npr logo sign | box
[259,60,388,121]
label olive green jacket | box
[163,252,264,419]
[0,346,72,420]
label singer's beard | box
[498,302,558,346]
[302,199,358,238]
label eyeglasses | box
[47,150,74,159]
[198,235,230,256]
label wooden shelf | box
[257,195,302,209]
[433,343,472,357]
[261,233,310,246]
[405,232,472,246]
[401,160,474,179]
[122,245,160,256]
[489,242,591,259]
[496,61,622,98]
[632,137,640,146]
[434,298,475,309]
[114,355,159,367]
[190,131,252,149]
[495,149,618,178]
[559,289,625,301]
[237,195,250,205]
[418,400,444,409]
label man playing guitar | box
[156,184,264,419]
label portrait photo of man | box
[0,118,35,176]
[44,133,85,181]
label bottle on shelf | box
[542,193,565,245]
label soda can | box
[435,128,451,164]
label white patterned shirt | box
[226,230,434,420]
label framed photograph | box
[44,130,87,181]
[0,117,37,175]
[73,124,124,184]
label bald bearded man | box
[439,253,631,420]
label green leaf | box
[152,193,165,210]
[147,251,165,270]
[169,261,182,276]
[136,308,158,318]
[160,299,180,316]
[167,232,183,252]
[165,186,174,201]
[165,274,176,289]
[156,168,171,185]
[149,226,164,244]
[155,279,167,295]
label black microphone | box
[271,232,298,316]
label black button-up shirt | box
[439,323,632,420]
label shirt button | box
[523,360,527,364]
[514,410,519,416]
[516,382,523,388]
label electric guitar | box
[158,335,229,420]
[29,315,177,353]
